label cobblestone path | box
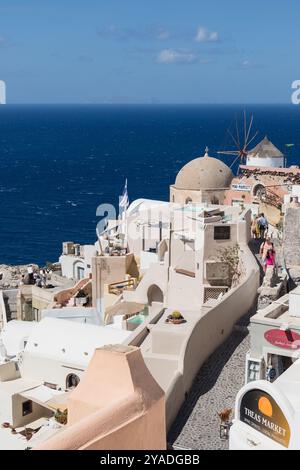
[168,324,250,450]
[168,240,262,450]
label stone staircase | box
[3,289,18,321]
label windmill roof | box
[248,136,284,158]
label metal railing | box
[108,279,135,295]
[204,286,228,304]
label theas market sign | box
[240,389,290,448]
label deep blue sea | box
[0,104,300,265]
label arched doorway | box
[66,373,80,390]
[147,285,163,305]
[158,239,168,262]
[73,261,85,280]
[185,197,192,204]
[253,184,266,199]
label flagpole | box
[285,144,295,168]
[125,179,128,252]
[118,179,129,251]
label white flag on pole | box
[119,179,129,215]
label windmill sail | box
[218,111,259,171]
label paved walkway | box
[168,322,250,450]
[168,241,262,450]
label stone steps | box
[3,290,18,321]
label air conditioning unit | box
[63,241,75,255]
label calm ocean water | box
[0,104,300,265]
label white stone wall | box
[246,155,284,168]
[41,307,100,325]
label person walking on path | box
[257,213,269,239]
[260,237,275,273]
[251,216,260,239]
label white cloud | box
[195,27,219,43]
[155,28,170,40]
[98,25,171,42]
[157,49,197,64]
[235,59,263,70]
[241,60,250,67]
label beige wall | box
[0,362,20,382]
[168,245,259,428]
[92,253,138,309]
[123,263,168,305]
[34,346,166,450]
[0,388,52,429]
[125,238,259,431]
[17,285,32,321]
[17,285,57,321]
[32,286,55,313]
[12,394,52,428]
[170,185,227,205]
[259,202,281,227]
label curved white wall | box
[127,242,260,430]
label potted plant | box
[54,408,68,425]
[166,310,186,324]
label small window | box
[22,400,32,417]
[66,373,80,389]
[214,226,231,240]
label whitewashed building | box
[0,317,131,449]
[246,136,285,168]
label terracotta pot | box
[165,318,186,325]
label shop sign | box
[264,329,300,350]
[240,389,290,448]
[231,183,252,192]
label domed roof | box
[174,148,233,190]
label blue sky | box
[0,0,299,104]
